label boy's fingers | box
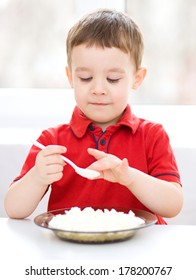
[38,145,67,156]
[87,148,107,160]
[88,149,122,170]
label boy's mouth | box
[90,102,111,106]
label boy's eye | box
[80,77,92,82]
[107,78,120,84]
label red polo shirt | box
[14,105,181,224]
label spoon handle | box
[32,140,77,169]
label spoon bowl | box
[32,141,100,180]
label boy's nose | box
[91,83,107,95]
[92,88,107,95]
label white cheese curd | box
[48,207,145,232]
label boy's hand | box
[87,148,133,187]
[34,145,66,187]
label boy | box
[4,9,183,223]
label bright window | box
[0,0,195,104]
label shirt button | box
[89,124,95,131]
[100,139,106,146]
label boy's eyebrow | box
[75,67,90,72]
[75,67,125,73]
[108,68,125,73]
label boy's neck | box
[93,111,124,131]
[93,121,116,132]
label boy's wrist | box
[120,166,135,190]
[30,167,49,189]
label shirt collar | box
[70,105,140,138]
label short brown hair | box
[66,9,144,70]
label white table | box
[1,218,196,279]
[1,218,195,260]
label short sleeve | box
[145,123,181,184]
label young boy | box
[4,9,183,223]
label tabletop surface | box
[1,218,196,261]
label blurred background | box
[0,0,196,104]
[1,0,196,223]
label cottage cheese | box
[48,207,145,232]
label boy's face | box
[67,45,145,130]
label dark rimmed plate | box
[34,207,157,243]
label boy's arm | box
[4,145,66,219]
[87,148,183,218]
[4,167,49,219]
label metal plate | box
[34,207,157,243]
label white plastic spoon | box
[32,140,100,180]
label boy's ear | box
[132,67,147,90]
[65,66,73,87]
